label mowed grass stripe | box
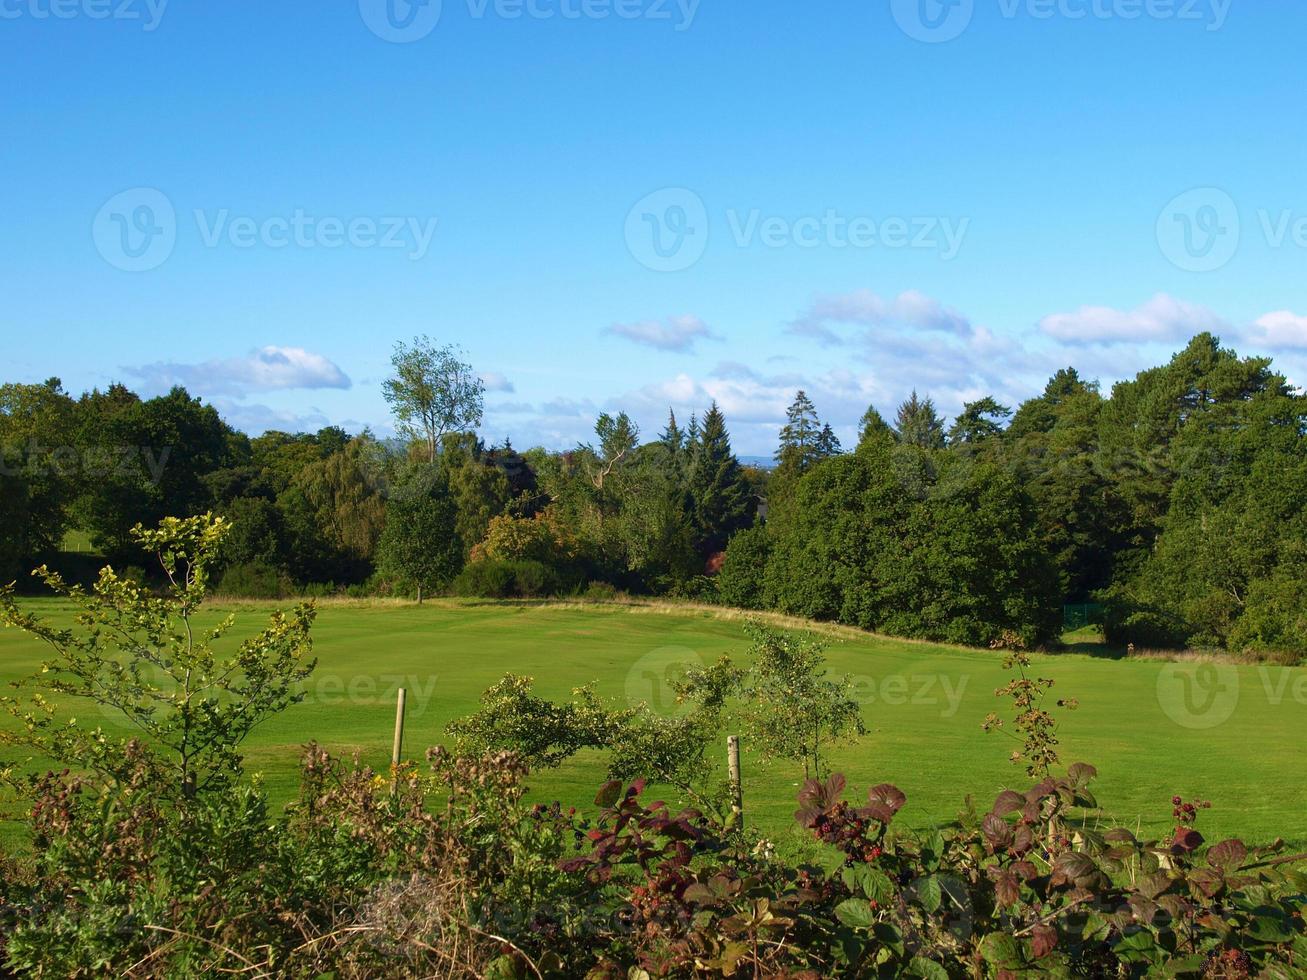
[0,599,1302,848]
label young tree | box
[0,515,316,800]
[377,464,463,603]
[894,390,945,449]
[737,623,865,780]
[383,337,485,463]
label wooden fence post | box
[391,687,407,790]
[727,735,743,830]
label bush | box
[582,580,620,601]
[716,524,771,610]
[217,560,288,598]
[451,558,559,598]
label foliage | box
[451,558,562,598]
[215,559,289,598]
[686,403,757,555]
[383,336,485,463]
[0,515,316,798]
[376,462,463,601]
[764,442,1062,647]
[446,674,628,769]
[732,623,864,780]
[715,524,771,610]
[983,646,1079,778]
[4,331,1307,658]
[895,389,946,449]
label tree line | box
[2,332,1304,657]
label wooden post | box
[727,735,743,830]
[391,687,407,788]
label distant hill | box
[738,455,777,470]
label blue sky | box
[4,0,1307,454]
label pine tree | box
[857,404,896,449]
[660,409,684,456]
[776,390,822,469]
[894,391,945,449]
[815,423,842,458]
[688,402,756,553]
[947,397,1011,445]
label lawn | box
[1,598,1304,851]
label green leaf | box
[862,867,896,904]
[923,830,945,871]
[843,863,895,904]
[1246,913,1293,945]
[1113,929,1162,965]
[979,932,1024,969]
[914,875,942,913]
[834,898,876,930]
[484,955,528,980]
[906,956,950,980]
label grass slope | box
[1,598,1304,849]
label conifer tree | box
[687,402,756,553]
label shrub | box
[716,524,771,610]
[217,560,288,598]
[582,580,620,601]
[451,558,559,598]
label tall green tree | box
[894,391,945,449]
[687,403,756,554]
[383,337,485,463]
[948,396,1011,446]
[857,404,895,449]
[79,387,234,559]
[0,378,76,563]
[377,464,463,602]
[815,423,842,459]
[776,390,822,470]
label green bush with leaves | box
[0,514,315,798]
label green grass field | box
[2,598,1304,851]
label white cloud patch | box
[1246,310,1307,350]
[480,371,516,393]
[789,289,972,345]
[1038,294,1227,345]
[605,315,717,353]
[127,346,351,397]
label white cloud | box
[1038,293,1226,345]
[127,346,351,396]
[480,371,516,393]
[605,315,717,352]
[789,289,972,344]
[1246,310,1307,350]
